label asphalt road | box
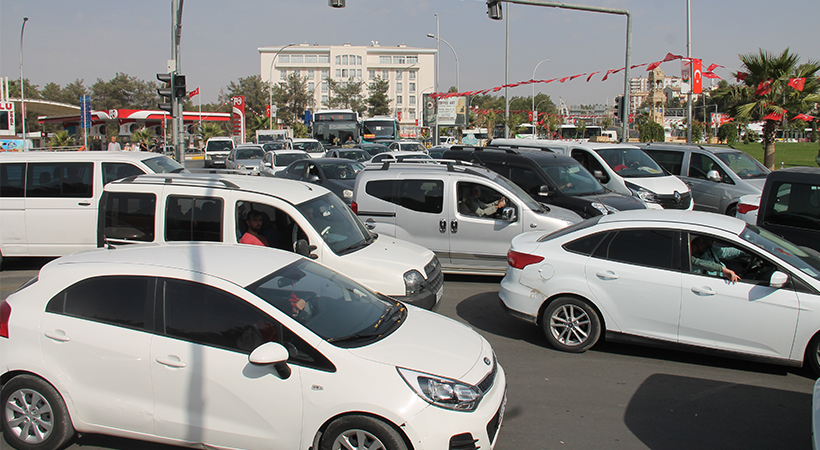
[0,258,816,450]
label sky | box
[0,0,815,108]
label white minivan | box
[0,151,184,266]
[99,173,444,309]
[490,139,694,210]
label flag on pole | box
[787,78,806,92]
[188,87,200,98]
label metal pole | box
[427,34,459,92]
[504,5,510,139]
[686,0,692,143]
[172,0,185,164]
[531,59,549,136]
[269,43,296,130]
[433,13,439,146]
[19,17,28,150]
[622,12,631,143]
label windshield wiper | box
[336,238,371,255]
[328,302,404,344]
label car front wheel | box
[542,297,601,353]
[1,375,75,450]
[321,415,407,450]
[805,335,820,376]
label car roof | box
[637,142,744,155]
[596,209,747,235]
[0,151,165,162]
[292,138,319,142]
[48,243,301,287]
[445,145,577,166]
[362,160,498,180]
[106,172,328,204]
[304,157,359,164]
[492,138,640,150]
[266,149,308,155]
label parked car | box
[491,139,693,210]
[291,138,325,158]
[735,167,820,252]
[442,145,647,219]
[275,158,365,204]
[0,151,185,267]
[352,160,581,275]
[226,145,266,172]
[388,141,427,153]
[324,148,370,162]
[203,136,235,168]
[500,209,820,375]
[370,151,434,163]
[257,149,310,177]
[0,243,506,450]
[100,173,444,309]
[638,143,769,215]
[427,145,450,159]
[356,143,391,157]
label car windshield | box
[541,162,606,196]
[490,172,544,212]
[716,152,769,179]
[740,225,820,282]
[401,143,426,152]
[273,152,307,167]
[360,145,388,156]
[236,148,265,160]
[207,141,233,152]
[338,151,369,162]
[247,259,404,347]
[320,162,365,180]
[596,148,666,178]
[293,141,324,154]
[141,155,186,173]
[262,142,287,151]
[297,193,373,255]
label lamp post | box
[426,34,459,92]
[531,59,549,134]
[19,17,29,150]
[268,43,296,129]
[433,13,440,147]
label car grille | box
[656,191,691,210]
[449,433,478,450]
[424,256,444,294]
[476,354,497,394]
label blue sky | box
[0,0,814,107]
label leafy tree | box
[639,121,665,142]
[201,123,228,142]
[221,75,270,136]
[325,78,366,115]
[717,123,738,144]
[247,115,269,142]
[691,120,705,142]
[91,73,157,110]
[366,77,391,117]
[272,73,313,128]
[712,48,820,169]
[291,122,309,138]
[49,130,75,148]
[130,127,156,150]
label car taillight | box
[0,302,10,338]
[350,201,358,214]
[507,250,544,269]
[737,203,759,215]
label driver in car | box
[690,235,742,283]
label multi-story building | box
[628,70,685,113]
[259,43,436,128]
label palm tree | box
[200,123,227,143]
[713,49,820,169]
[130,127,156,151]
[49,130,75,148]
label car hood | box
[626,176,689,195]
[742,177,766,192]
[349,306,492,383]
[236,158,262,166]
[576,191,646,211]
[339,235,434,296]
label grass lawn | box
[711,142,820,169]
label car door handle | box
[44,330,71,342]
[596,270,619,280]
[691,286,716,296]
[439,218,447,233]
[450,219,458,234]
[77,202,91,206]
[156,355,188,368]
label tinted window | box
[365,179,397,203]
[645,149,684,175]
[593,229,676,270]
[141,155,184,174]
[288,160,309,176]
[0,163,25,197]
[688,153,730,183]
[165,196,222,242]
[399,180,443,213]
[763,182,820,229]
[47,276,152,331]
[26,162,93,198]
[273,153,307,167]
[508,166,542,193]
[564,231,608,256]
[102,162,145,185]
[103,192,156,242]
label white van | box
[490,139,694,210]
[0,151,184,266]
[203,137,235,168]
[99,173,444,309]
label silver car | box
[639,143,769,215]
[226,145,266,172]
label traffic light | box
[487,0,503,20]
[614,96,625,122]
[157,73,174,113]
[173,74,186,99]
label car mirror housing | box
[501,206,517,222]
[249,341,289,365]
[769,271,789,289]
[296,239,319,259]
[306,174,321,183]
[538,185,552,197]
[707,170,722,183]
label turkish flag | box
[188,87,200,98]
[788,78,806,91]
[736,72,748,82]
[586,71,601,82]
[703,72,721,79]
[791,113,815,121]
[762,111,783,121]
[755,79,774,96]
[663,52,683,62]
[707,63,724,72]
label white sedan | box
[258,149,310,177]
[0,244,506,450]
[500,209,820,375]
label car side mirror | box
[263,162,272,167]
[296,239,318,259]
[305,174,320,183]
[538,185,552,197]
[249,342,291,379]
[769,271,789,289]
[593,170,608,182]
[706,170,722,182]
[501,206,517,222]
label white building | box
[259,43,436,128]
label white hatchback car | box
[0,244,507,450]
[499,209,820,375]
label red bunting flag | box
[646,61,662,71]
[703,72,721,79]
[586,71,601,82]
[188,87,200,98]
[755,79,774,96]
[601,69,616,81]
[707,63,724,72]
[791,113,816,121]
[762,111,784,121]
[787,78,806,91]
[736,72,748,82]
[570,73,586,80]
[558,77,570,83]
[663,53,683,62]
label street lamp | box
[268,43,296,129]
[531,58,549,135]
[19,17,28,150]
[426,34,459,92]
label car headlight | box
[343,189,353,199]
[403,270,425,295]
[591,202,619,215]
[398,367,482,411]
[237,163,245,169]
[626,182,658,204]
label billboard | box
[423,93,436,127]
[436,97,469,127]
[0,101,14,133]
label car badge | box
[484,357,491,366]
[674,190,681,203]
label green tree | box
[91,73,158,110]
[130,127,156,150]
[247,115,269,142]
[325,78,366,115]
[272,73,313,127]
[717,122,738,144]
[201,123,228,142]
[639,121,665,142]
[712,48,820,169]
[49,130,75,148]
[366,77,391,117]
[221,75,270,136]
[691,120,705,142]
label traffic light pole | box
[172,0,185,165]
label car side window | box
[687,233,777,284]
[688,153,728,182]
[564,231,609,256]
[365,179,397,203]
[0,163,25,197]
[399,180,443,214]
[593,228,677,270]
[763,182,820,228]
[26,162,93,198]
[457,182,510,219]
[46,276,153,331]
[571,150,609,183]
[102,163,145,185]
[165,195,223,242]
[102,192,156,242]
[646,150,683,175]
[508,166,542,194]
[289,160,308,176]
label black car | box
[356,143,391,157]
[755,166,820,252]
[442,145,646,218]
[275,158,365,205]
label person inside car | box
[240,210,269,247]
[690,235,742,283]
[459,184,506,218]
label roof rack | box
[117,173,241,189]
